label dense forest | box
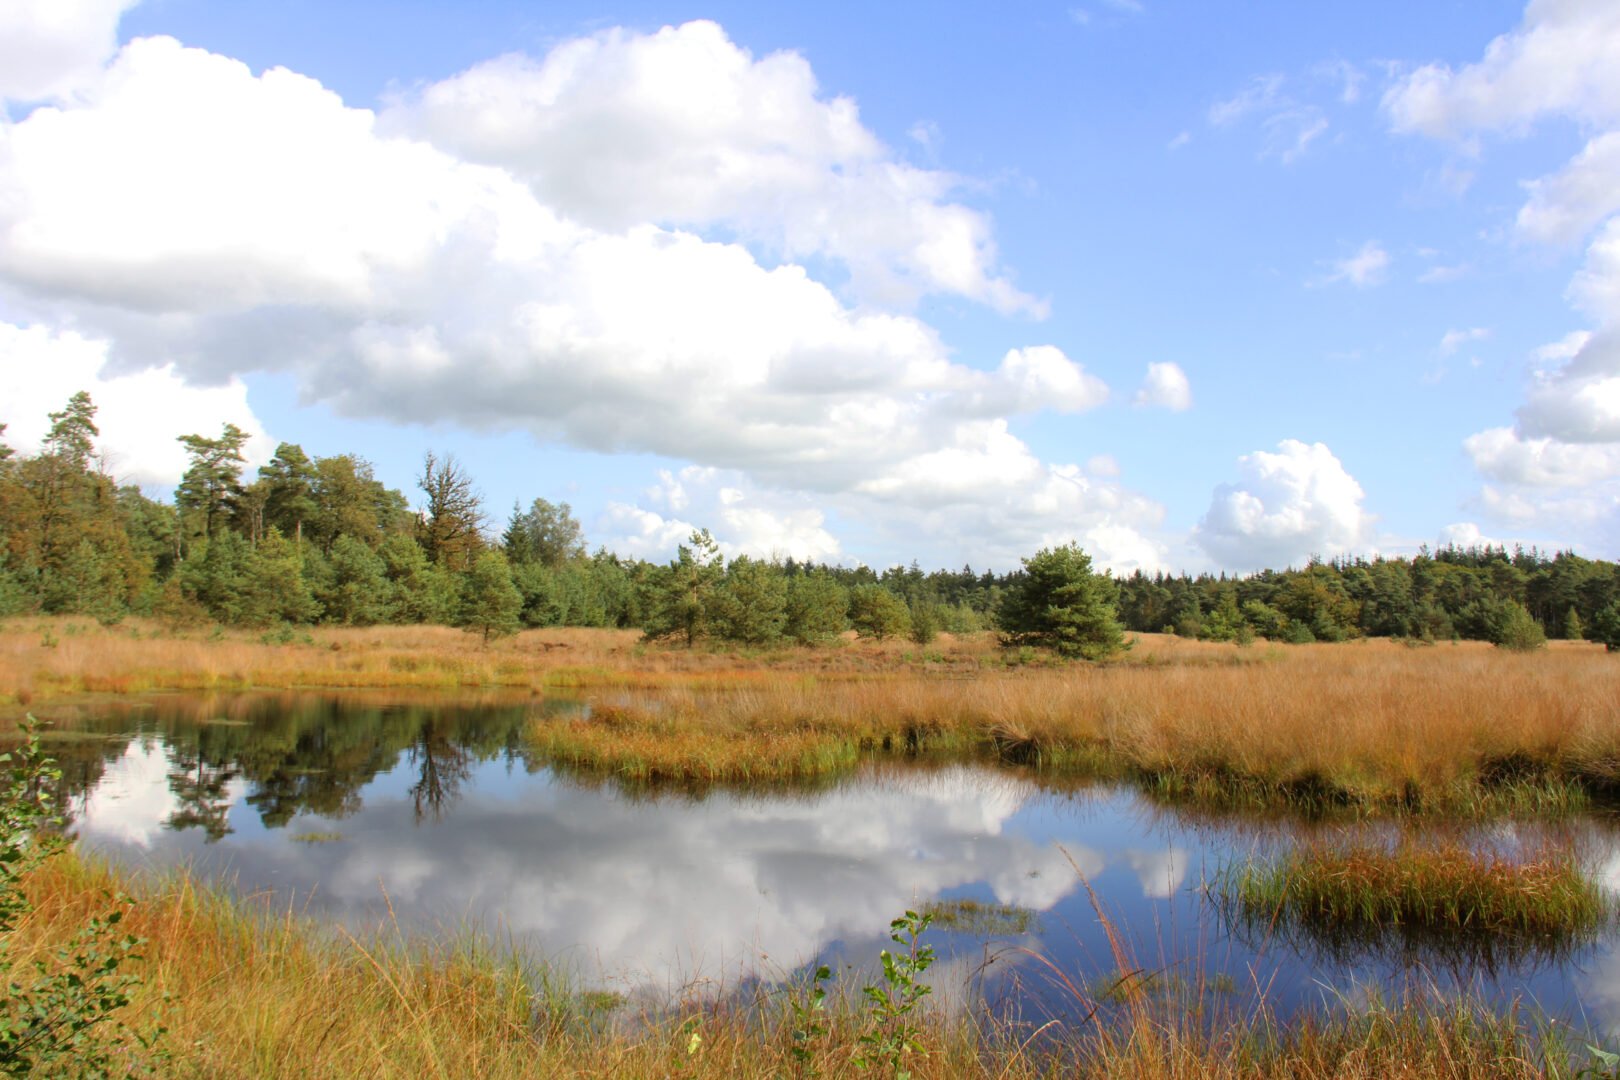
[2,391,1619,650]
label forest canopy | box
[2,392,1618,653]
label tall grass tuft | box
[1217,839,1613,966]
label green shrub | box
[1,717,164,1076]
[1492,601,1546,653]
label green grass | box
[918,897,1039,936]
[1216,840,1613,965]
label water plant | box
[918,898,1038,937]
[1216,838,1613,967]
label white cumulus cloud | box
[1194,440,1374,570]
[381,21,1043,316]
[0,321,273,485]
[0,0,139,103]
[0,28,1164,570]
[1133,361,1192,411]
[1388,2,1620,551]
[1383,0,1620,138]
[1518,132,1620,246]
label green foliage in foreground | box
[1,719,163,1076]
[854,909,937,1078]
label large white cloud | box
[0,0,139,103]
[0,30,1160,570]
[382,21,1043,316]
[1386,1,1620,551]
[0,321,273,485]
[600,466,844,564]
[600,456,1168,574]
[1466,426,1620,487]
[1518,132,1620,246]
[1383,0,1620,138]
[1193,440,1374,570]
[1515,330,1620,442]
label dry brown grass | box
[6,619,1618,814]
[533,637,1619,813]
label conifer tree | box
[997,543,1126,660]
[460,551,522,643]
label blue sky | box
[3,0,1617,572]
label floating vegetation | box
[288,831,344,844]
[918,897,1038,937]
[1087,968,1237,1005]
[1215,840,1613,969]
[578,990,626,1014]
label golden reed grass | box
[9,849,1576,1078]
[5,618,1617,813]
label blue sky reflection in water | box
[53,694,1620,1032]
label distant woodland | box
[2,392,1619,651]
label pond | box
[32,691,1620,1033]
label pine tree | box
[318,534,389,625]
[848,585,911,640]
[459,551,522,643]
[786,570,849,645]
[176,424,249,542]
[643,530,723,647]
[996,544,1126,660]
[711,556,787,645]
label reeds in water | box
[1216,839,1612,968]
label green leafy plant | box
[1,716,164,1077]
[1580,1043,1620,1079]
[854,910,935,1078]
[786,962,832,1073]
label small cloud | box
[1167,130,1191,151]
[1318,241,1390,288]
[1418,262,1471,284]
[1070,1,1143,25]
[1210,74,1328,164]
[1267,108,1328,163]
[1133,361,1193,411]
[1436,162,1475,196]
[1438,327,1489,355]
[1210,74,1284,127]
[1314,59,1365,105]
[907,120,942,162]
[1086,454,1121,478]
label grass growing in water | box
[1217,840,1612,967]
[535,704,864,785]
[919,897,1039,936]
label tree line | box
[2,392,1618,653]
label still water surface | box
[37,691,1620,1030]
